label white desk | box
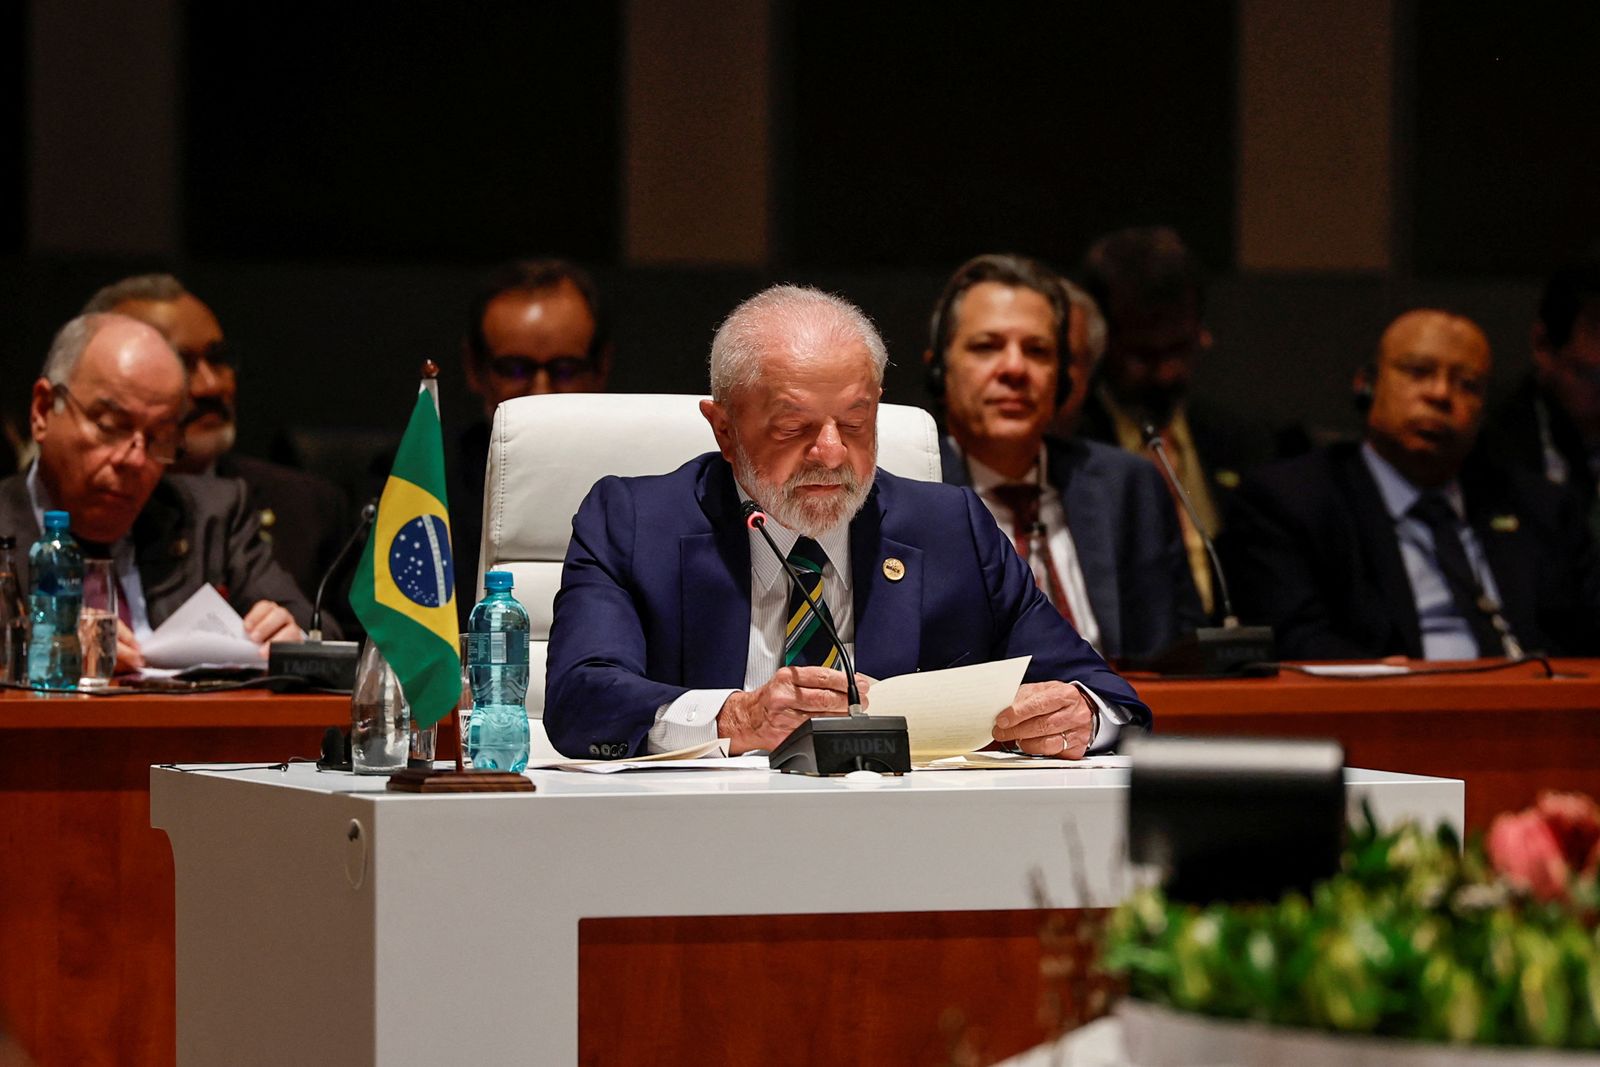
[151,763,1461,1066]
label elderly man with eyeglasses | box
[0,313,315,672]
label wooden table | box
[1135,657,1600,833]
[0,690,352,1067]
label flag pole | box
[419,359,469,775]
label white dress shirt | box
[959,446,1103,654]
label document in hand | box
[864,655,1031,761]
[139,584,268,669]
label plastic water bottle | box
[0,536,25,682]
[465,570,530,772]
[26,510,83,690]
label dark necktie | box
[988,483,1075,625]
[782,537,840,669]
[1408,493,1499,656]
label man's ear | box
[700,399,737,462]
[462,341,485,395]
[29,378,56,443]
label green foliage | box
[1101,808,1600,1049]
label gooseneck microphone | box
[1140,423,1240,628]
[741,500,863,714]
[1135,423,1277,676]
[738,499,910,775]
[309,498,378,640]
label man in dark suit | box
[453,258,611,624]
[83,275,351,618]
[544,284,1148,760]
[1077,227,1277,616]
[4,313,316,671]
[925,253,1202,661]
[1224,309,1600,660]
[1482,255,1600,539]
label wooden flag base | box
[386,768,535,793]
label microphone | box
[1135,423,1277,677]
[265,498,378,692]
[742,500,863,715]
[739,499,910,775]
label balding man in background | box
[83,275,349,617]
[0,313,316,671]
[1223,309,1600,660]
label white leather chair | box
[475,393,943,755]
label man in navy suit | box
[544,285,1148,759]
[1224,309,1600,660]
[927,254,1202,661]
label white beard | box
[183,421,236,467]
[732,437,874,540]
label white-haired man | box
[0,313,314,671]
[544,285,1149,759]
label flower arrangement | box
[1101,792,1600,1049]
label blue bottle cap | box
[43,510,70,531]
[484,570,514,592]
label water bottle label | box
[465,631,528,665]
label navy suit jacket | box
[544,453,1149,758]
[940,435,1203,660]
[1221,442,1600,659]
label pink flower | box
[1487,809,1572,902]
[1534,791,1600,878]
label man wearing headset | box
[926,253,1203,662]
[1224,308,1600,659]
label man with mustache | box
[1223,309,1600,659]
[0,313,315,671]
[928,254,1201,661]
[544,284,1148,759]
[83,275,349,621]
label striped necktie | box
[783,536,840,669]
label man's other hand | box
[716,667,872,755]
[114,619,144,674]
[991,681,1094,759]
[243,600,303,648]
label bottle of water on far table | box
[0,536,25,681]
[26,510,83,690]
[466,570,530,772]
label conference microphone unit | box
[1134,423,1276,677]
[267,498,377,692]
[741,501,910,776]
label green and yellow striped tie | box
[783,536,839,669]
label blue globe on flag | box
[388,515,455,608]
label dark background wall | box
[3,1,1597,495]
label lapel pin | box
[882,558,905,582]
[1215,468,1241,489]
[171,537,189,558]
[1490,514,1519,533]
[259,507,277,528]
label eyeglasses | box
[1383,357,1486,399]
[176,340,237,374]
[52,384,184,465]
[486,354,597,387]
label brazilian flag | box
[350,385,460,728]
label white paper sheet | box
[138,584,266,669]
[1297,663,1413,677]
[865,655,1031,761]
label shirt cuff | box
[648,689,735,754]
[1073,682,1133,756]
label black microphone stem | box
[741,501,863,715]
[309,498,378,639]
[1141,423,1239,628]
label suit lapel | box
[0,475,41,591]
[685,458,752,689]
[1336,447,1423,656]
[1463,467,1537,645]
[850,477,923,679]
[1050,439,1119,649]
[131,480,193,628]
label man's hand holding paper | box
[990,681,1095,759]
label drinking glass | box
[350,640,410,774]
[78,559,119,688]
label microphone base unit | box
[266,639,361,692]
[769,715,912,776]
[1134,625,1278,678]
